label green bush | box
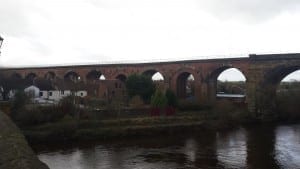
[10,93,78,126]
[59,96,76,116]
[10,90,30,119]
[208,100,249,124]
[125,74,155,104]
[151,90,168,109]
[13,105,66,126]
[165,89,178,107]
[276,90,300,121]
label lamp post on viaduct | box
[1,53,300,118]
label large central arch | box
[207,66,247,103]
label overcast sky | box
[0,0,300,80]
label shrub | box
[150,90,168,116]
[10,90,30,120]
[276,90,300,121]
[129,95,145,108]
[125,74,155,104]
[13,105,65,126]
[85,97,107,108]
[165,89,178,108]
[207,100,249,125]
[151,90,168,109]
[59,96,76,116]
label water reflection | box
[189,133,219,168]
[275,125,300,169]
[37,124,300,169]
[216,128,247,168]
[246,125,280,169]
[183,138,197,162]
[39,149,83,169]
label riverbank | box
[22,111,241,144]
[20,109,300,146]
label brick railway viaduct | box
[1,53,300,117]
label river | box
[35,124,300,169]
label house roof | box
[33,78,55,90]
[54,79,97,91]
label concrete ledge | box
[0,111,49,169]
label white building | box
[24,85,40,98]
[24,81,88,104]
[39,90,87,102]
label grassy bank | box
[20,99,257,144]
[22,110,245,144]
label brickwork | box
[1,53,300,116]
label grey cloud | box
[0,0,50,38]
[28,38,52,56]
[0,0,31,37]
[197,0,300,22]
[84,0,119,8]
[0,0,53,58]
[75,47,111,63]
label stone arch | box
[45,71,56,80]
[261,65,300,98]
[206,66,247,103]
[142,69,158,76]
[258,65,300,114]
[99,74,106,80]
[142,69,165,81]
[64,71,80,82]
[172,68,198,99]
[264,65,300,86]
[208,66,247,82]
[141,69,168,92]
[216,68,247,98]
[274,68,300,117]
[281,69,300,82]
[86,70,102,82]
[11,72,22,79]
[177,72,195,99]
[25,73,37,82]
[24,72,37,84]
[115,74,127,82]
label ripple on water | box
[275,125,300,169]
